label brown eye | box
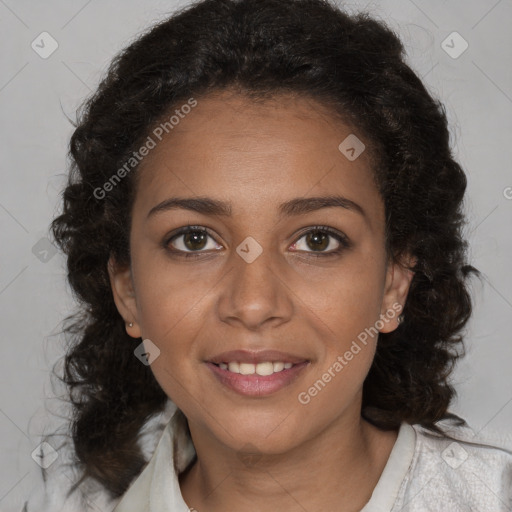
[181,230,208,251]
[166,226,222,256]
[305,231,330,251]
[290,226,351,256]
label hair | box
[46,0,480,502]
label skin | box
[108,89,415,512]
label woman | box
[23,0,512,510]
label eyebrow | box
[146,195,368,221]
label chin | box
[212,413,307,455]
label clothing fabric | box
[22,406,512,512]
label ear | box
[107,255,142,339]
[379,253,416,333]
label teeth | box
[273,361,284,372]
[239,363,255,375]
[228,362,240,373]
[217,361,297,375]
[255,362,274,376]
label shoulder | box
[22,405,175,512]
[394,418,512,511]
[20,436,119,512]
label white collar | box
[113,411,192,512]
[361,422,416,511]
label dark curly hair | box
[46,0,480,502]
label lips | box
[205,349,310,397]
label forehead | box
[132,90,383,228]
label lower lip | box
[206,362,309,397]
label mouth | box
[205,350,310,397]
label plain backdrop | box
[1,0,511,509]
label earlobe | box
[107,255,142,338]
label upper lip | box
[207,350,309,365]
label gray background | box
[1,0,511,509]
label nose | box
[216,240,293,331]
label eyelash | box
[163,225,351,259]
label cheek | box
[290,253,385,403]
[132,246,212,335]
[129,256,210,394]
[294,253,386,341]
[294,260,385,416]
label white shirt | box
[22,407,512,512]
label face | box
[108,90,414,455]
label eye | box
[164,224,351,259]
[165,225,222,258]
[290,226,351,257]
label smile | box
[214,361,294,375]
[206,360,310,397]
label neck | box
[179,410,399,512]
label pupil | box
[185,231,207,250]
[307,231,328,251]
